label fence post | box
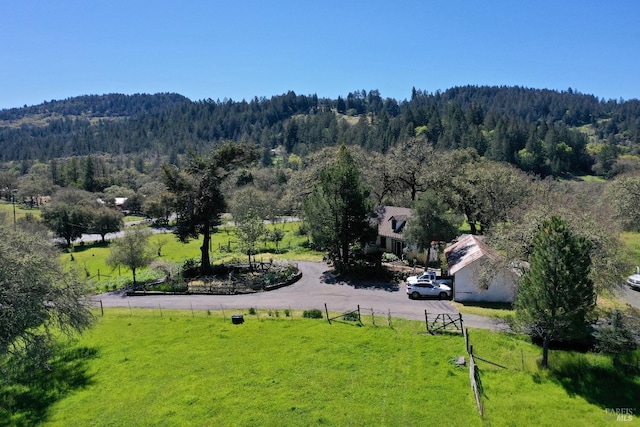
[465,328,470,354]
[424,310,429,332]
[100,299,104,316]
[371,308,375,326]
[388,309,392,328]
[357,305,361,324]
[190,302,194,318]
[325,303,331,324]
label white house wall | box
[453,263,516,303]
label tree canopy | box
[162,142,257,274]
[515,216,595,367]
[0,224,93,370]
[304,145,374,269]
[106,227,156,286]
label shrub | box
[284,309,291,317]
[594,309,637,365]
[343,311,360,322]
[181,258,201,278]
[303,309,323,319]
[248,307,257,315]
[381,252,399,262]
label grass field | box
[3,309,635,426]
[64,222,324,291]
[0,200,41,224]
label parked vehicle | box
[406,271,452,287]
[627,268,640,291]
[406,280,452,300]
[406,271,437,285]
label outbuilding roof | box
[444,234,499,275]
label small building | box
[444,234,517,303]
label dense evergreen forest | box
[1,86,639,178]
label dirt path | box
[95,261,510,331]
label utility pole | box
[12,192,17,231]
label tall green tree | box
[162,142,256,274]
[404,190,461,264]
[91,205,124,243]
[515,216,595,368]
[304,144,374,269]
[41,188,97,246]
[450,160,529,234]
[83,155,97,192]
[106,227,155,286]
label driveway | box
[95,261,509,331]
[620,285,640,310]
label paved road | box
[620,285,640,310]
[95,261,509,331]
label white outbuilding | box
[444,234,517,303]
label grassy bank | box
[4,309,636,426]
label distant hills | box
[1,86,638,177]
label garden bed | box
[127,261,301,296]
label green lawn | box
[0,200,41,224]
[65,222,323,291]
[4,310,636,426]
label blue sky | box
[1,1,639,110]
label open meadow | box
[3,309,637,426]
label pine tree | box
[304,145,374,270]
[515,216,595,367]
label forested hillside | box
[1,86,639,177]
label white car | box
[627,273,640,291]
[406,271,437,285]
[406,279,452,300]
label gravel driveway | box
[95,261,509,331]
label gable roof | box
[373,206,412,240]
[444,234,499,275]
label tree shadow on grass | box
[0,345,97,426]
[548,352,640,411]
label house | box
[371,206,439,263]
[444,234,517,303]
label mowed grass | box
[0,200,41,224]
[43,310,479,426]
[21,309,636,427]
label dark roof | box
[374,206,412,240]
